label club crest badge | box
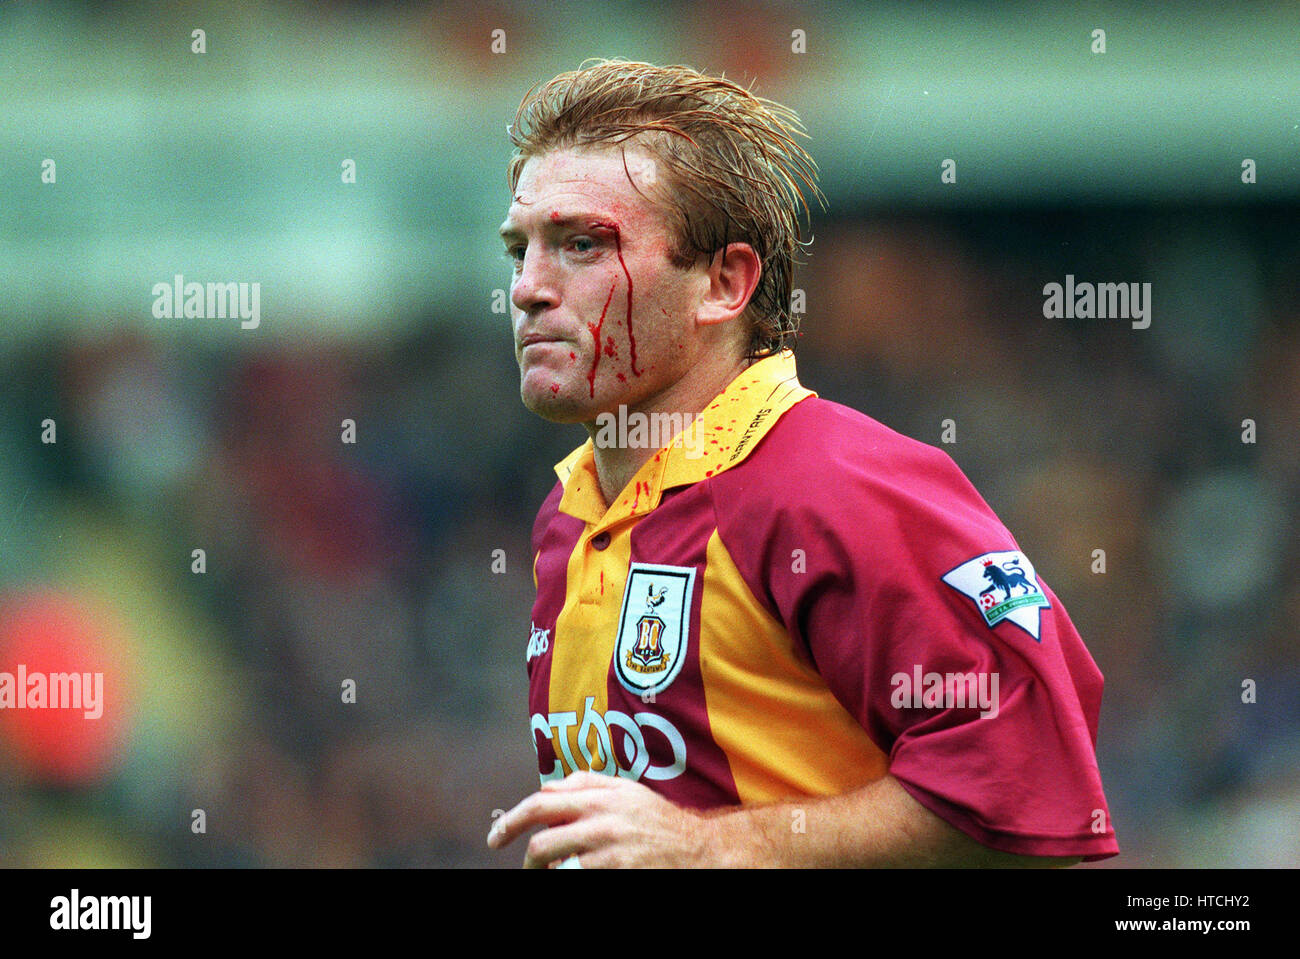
[942,550,1051,641]
[614,563,696,696]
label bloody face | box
[500,145,706,424]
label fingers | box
[523,820,599,869]
[487,779,614,850]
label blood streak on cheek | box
[587,281,617,398]
[589,221,640,378]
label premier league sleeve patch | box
[614,563,696,697]
[941,550,1052,641]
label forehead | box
[504,145,670,232]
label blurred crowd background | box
[1,0,1296,867]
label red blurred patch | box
[0,592,132,788]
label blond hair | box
[506,58,824,357]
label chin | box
[520,382,595,424]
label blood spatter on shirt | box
[631,480,652,510]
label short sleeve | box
[712,398,1119,861]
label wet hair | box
[507,58,825,357]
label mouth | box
[519,333,567,352]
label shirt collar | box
[553,349,815,528]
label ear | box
[696,242,762,328]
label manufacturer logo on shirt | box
[942,550,1051,641]
[613,563,695,696]
[526,621,550,662]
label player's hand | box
[487,771,713,868]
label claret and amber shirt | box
[526,350,1119,861]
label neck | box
[585,350,751,507]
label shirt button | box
[591,532,611,550]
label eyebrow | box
[498,212,614,241]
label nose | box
[511,246,559,315]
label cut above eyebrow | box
[499,212,615,239]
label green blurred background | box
[0,0,1296,867]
